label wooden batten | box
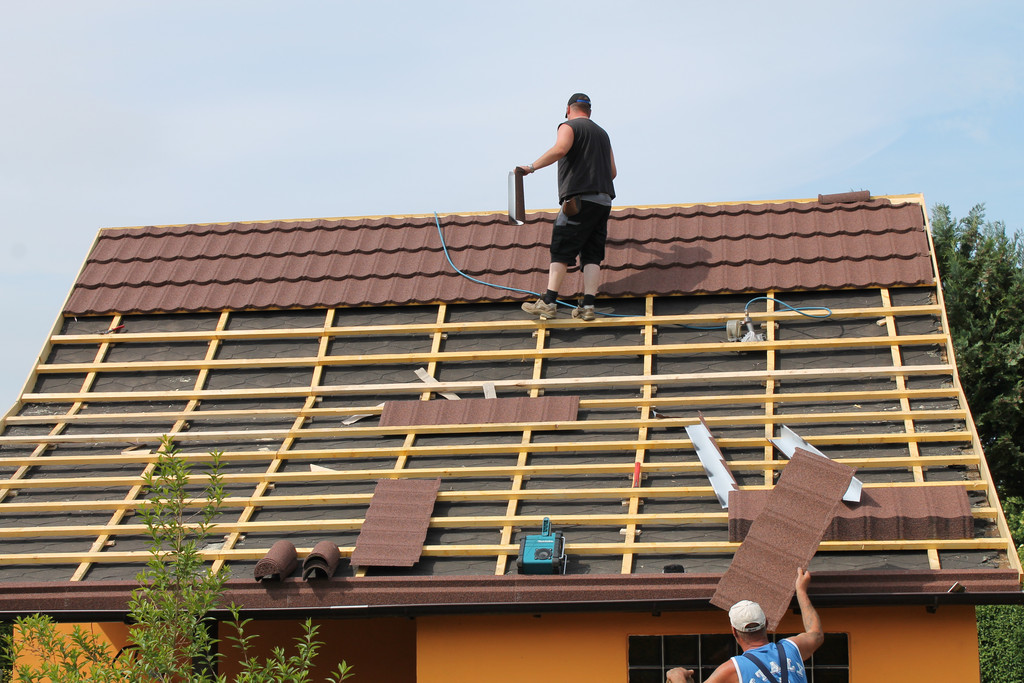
[1,289,1019,583]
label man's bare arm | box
[788,567,825,660]
[519,124,574,174]
[700,659,738,683]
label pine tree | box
[932,204,1024,682]
[931,203,1024,498]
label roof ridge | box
[95,195,922,233]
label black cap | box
[567,93,591,106]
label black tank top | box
[556,118,615,202]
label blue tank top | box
[731,639,806,683]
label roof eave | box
[2,569,1019,622]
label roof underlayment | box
[0,193,1021,617]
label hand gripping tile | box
[711,449,855,631]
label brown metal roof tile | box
[819,190,872,204]
[711,449,856,631]
[379,396,580,428]
[64,199,933,315]
[302,540,342,580]
[729,485,973,542]
[350,478,440,568]
[253,539,299,581]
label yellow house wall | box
[215,617,415,681]
[13,618,413,682]
[416,605,980,683]
[13,622,131,674]
[14,605,979,682]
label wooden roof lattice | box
[0,195,1020,612]
[1,288,1019,584]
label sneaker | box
[572,305,596,321]
[522,298,558,320]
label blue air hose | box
[432,212,833,324]
[686,299,832,330]
[744,296,832,319]
[433,212,629,316]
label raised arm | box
[788,567,825,660]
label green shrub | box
[1,436,352,683]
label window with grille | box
[627,633,849,682]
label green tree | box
[2,436,352,683]
[127,435,228,681]
[931,204,1024,498]
[932,204,1024,682]
[976,496,1024,683]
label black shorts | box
[550,200,612,267]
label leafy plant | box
[932,205,1024,682]
[932,203,1024,498]
[2,436,352,683]
[227,608,353,683]
[126,435,227,682]
[977,499,1024,683]
[3,617,123,683]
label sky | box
[1,1,1021,405]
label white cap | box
[729,600,767,632]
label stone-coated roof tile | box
[729,485,973,542]
[711,449,855,631]
[350,478,441,568]
[379,396,580,428]
[64,199,932,315]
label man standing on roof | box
[667,568,824,683]
[518,92,616,322]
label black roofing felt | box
[0,282,1018,610]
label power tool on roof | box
[726,312,766,343]
[517,517,567,575]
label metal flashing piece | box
[770,425,863,503]
[342,403,385,425]
[684,416,738,509]
[414,367,461,400]
[508,169,525,225]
